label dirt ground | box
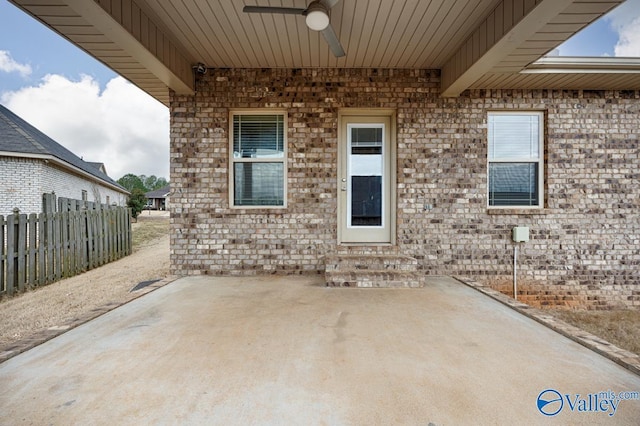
[0,212,170,347]
[549,309,640,356]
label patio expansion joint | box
[453,276,640,378]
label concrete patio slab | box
[0,275,639,425]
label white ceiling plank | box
[11,0,640,105]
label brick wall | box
[170,69,640,309]
[0,156,128,215]
[0,157,43,215]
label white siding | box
[0,156,127,215]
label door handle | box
[341,178,347,191]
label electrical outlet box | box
[512,226,529,242]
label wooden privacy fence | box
[0,207,132,296]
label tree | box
[117,173,146,192]
[118,173,169,192]
[127,188,147,219]
[144,175,158,191]
[153,177,169,190]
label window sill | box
[487,208,547,215]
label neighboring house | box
[87,161,108,176]
[0,104,129,215]
[145,185,170,210]
[12,1,640,308]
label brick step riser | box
[325,264,418,272]
[324,254,424,288]
[325,272,425,288]
[325,256,417,263]
[326,281,424,288]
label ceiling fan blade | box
[321,24,345,57]
[243,6,306,15]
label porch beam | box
[64,0,194,95]
[440,0,577,97]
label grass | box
[549,309,640,356]
[131,215,169,250]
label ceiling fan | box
[243,0,346,58]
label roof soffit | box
[440,0,626,97]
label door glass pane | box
[349,126,383,227]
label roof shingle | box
[0,104,127,192]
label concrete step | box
[324,254,419,272]
[325,270,424,288]
[324,254,424,288]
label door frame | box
[337,109,397,245]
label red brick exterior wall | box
[170,68,640,309]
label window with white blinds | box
[488,112,543,207]
[230,112,286,207]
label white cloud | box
[1,74,169,180]
[607,0,640,57]
[0,50,32,77]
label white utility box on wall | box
[512,226,529,242]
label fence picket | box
[61,211,69,277]
[38,213,46,285]
[28,214,37,287]
[45,213,54,284]
[0,215,5,293]
[96,210,104,266]
[17,214,27,292]
[87,210,95,269]
[53,213,62,281]
[6,215,17,295]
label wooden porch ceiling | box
[10,0,638,106]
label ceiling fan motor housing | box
[305,2,330,31]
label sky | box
[0,0,169,181]
[1,0,640,182]
[556,0,640,57]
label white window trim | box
[229,109,288,209]
[487,111,544,209]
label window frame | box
[487,111,544,209]
[229,109,288,209]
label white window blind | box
[488,114,539,160]
[233,115,284,158]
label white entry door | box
[338,114,394,244]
